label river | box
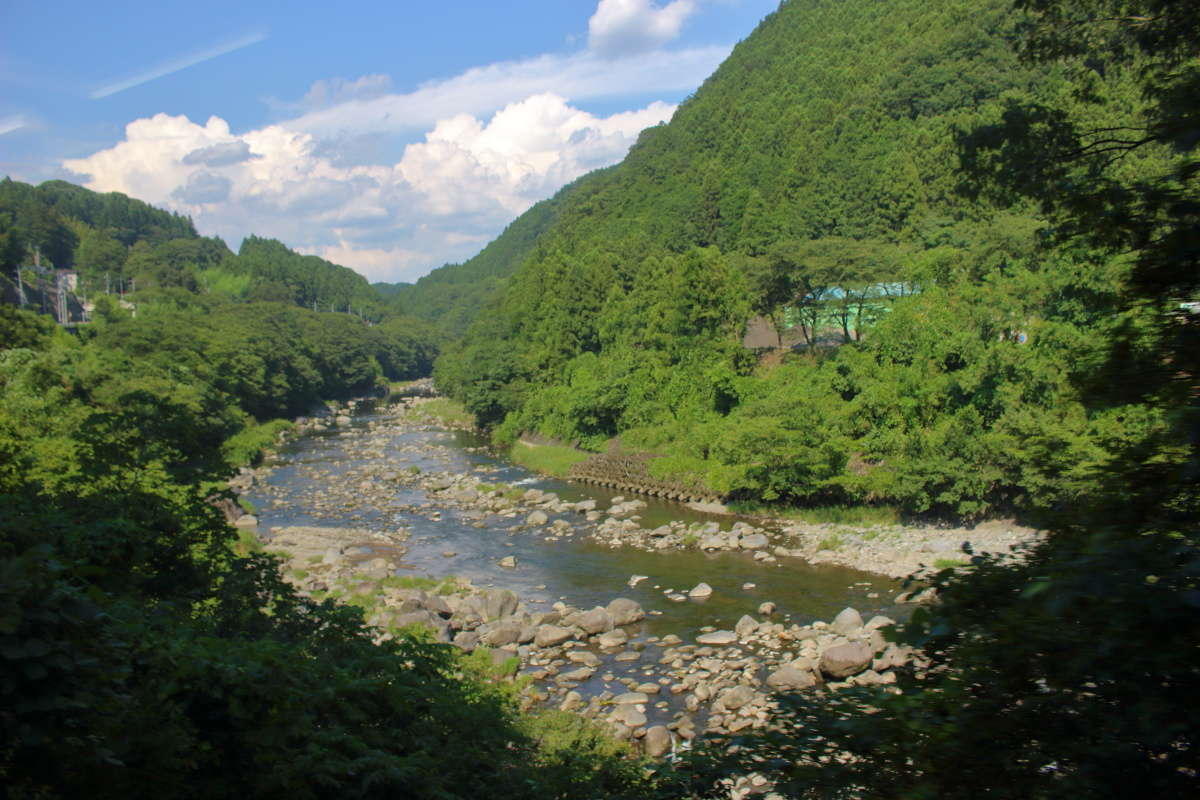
[244,407,905,643]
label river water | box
[245,411,904,642]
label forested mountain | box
[376,181,579,336]
[436,0,1172,520]
[0,178,395,322]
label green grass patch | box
[222,418,294,467]
[379,574,462,595]
[816,534,845,551]
[933,557,971,570]
[290,568,309,580]
[414,398,475,428]
[509,441,589,477]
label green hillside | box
[436,0,1170,520]
[378,177,582,336]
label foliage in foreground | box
[0,310,648,799]
[653,1,1200,796]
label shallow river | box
[246,411,904,642]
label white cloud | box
[285,45,726,140]
[62,94,675,283]
[301,74,393,110]
[588,0,698,57]
[59,1,734,283]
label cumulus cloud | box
[588,0,698,57]
[58,1,733,282]
[182,140,256,167]
[62,95,675,282]
[285,45,726,140]
[172,171,231,204]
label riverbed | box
[244,408,905,641]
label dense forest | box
[2,0,1197,796]
[433,0,1179,524]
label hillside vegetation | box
[436,0,1171,521]
[376,181,579,337]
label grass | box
[681,532,699,548]
[379,574,462,596]
[509,441,590,477]
[729,501,901,527]
[413,398,476,428]
[817,534,845,551]
[231,528,264,557]
[221,418,294,467]
[933,557,971,570]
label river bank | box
[403,396,1042,581]
[226,397,1031,756]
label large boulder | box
[735,614,759,639]
[534,625,573,648]
[643,725,672,758]
[526,510,549,526]
[717,685,756,711]
[688,582,714,598]
[607,597,645,626]
[577,606,615,635]
[696,630,737,646]
[766,665,818,691]
[740,533,770,550]
[831,607,864,634]
[480,620,523,647]
[820,641,874,679]
[482,589,519,621]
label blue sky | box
[1,0,778,282]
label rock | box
[335,415,352,426]
[717,685,756,711]
[560,666,596,682]
[575,499,597,512]
[740,533,770,550]
[233,515,258,529]
[696,630,737,646]
[766,665,817,691]
[559,690,584,711]
[482,589,520,621]
[607,597,645,626]
[735,615,759,639]
[526,510,549,526]
[613,705,647,728]
[597,628,628,648]
[865,615,896,630]
[688,582,714,599]
[567,650,601,667]
[614,691,649,705]
[534,625,573,648]
[699,534,726,550]
[831,607,864,635]
[758,601,777,616]
[452,631,479,652]
[481,620,523,647]
[577,606,615,635]
[497,555,518,569]
[820,641,874,679]
[643,725,671,758]
[628,575,648,587]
